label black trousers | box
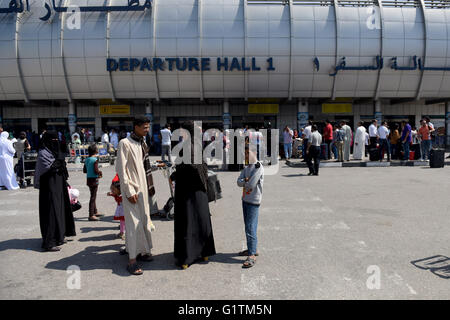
[307,146,321,175]
[369,137,378,149]
[302,139,309,159]
[325,140,333,159]
[88,184,98,217]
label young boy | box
[83,144,103,221]
[237,147,264,268]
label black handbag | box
[71,201,82,212]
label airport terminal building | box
[0,0,449,143]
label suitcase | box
[409,151,415,161]
[320,143,328,160]
[430,148,445,168]
[369,148,380,161]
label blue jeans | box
[420,140,431,160]
[284,143,292,159]
[332,143,338,159]
[403,141,410,160]
[242,201,259,256]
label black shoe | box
[313,173,319,176]
[307,172,313,176]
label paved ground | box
[0,157,449,300]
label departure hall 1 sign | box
[106,57,276,72]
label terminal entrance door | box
[38,118,68,133]
[232,115,277,130]
[102,117,134,137]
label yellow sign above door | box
[322,103,352,114]
[248,104,279,114]
[99,105,130,115]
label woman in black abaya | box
[35,132,76,252]
[171,121,216,269]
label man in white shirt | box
[101,129,109,144]
[368,119,378,149]
[101,129,110,151]
[306,125,322,176]
[160,124,172,163]
[301,120,313,162]
[378,121,390,161]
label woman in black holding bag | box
[35,132,76,252]
[170,121,216,269]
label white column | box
[223,100,231,130]
[145,100,154,136]
[374,100,382,124]
[68,101,76,134]
[446,102,450,148]
[354,104,361,127]
[297,99,308,131]
[32,117,38,133]
[95,116,102,139]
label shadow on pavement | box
[45,245,180,275]
[0,238,43,253]
[282,174,308,177]
[411,255,450,279]
[80,226,119,233]
[209,253,246,265]
[78,234,119,242]
[45,244,130,277]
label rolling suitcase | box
[429,148,445,168]
[320,143,328,160]
[369,148,380,161]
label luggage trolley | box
[16,151,38,188]
[97,143,111,163]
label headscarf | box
[0,131,8,141]
[178,121,209,192]
[41,131,60,156]
[0,132,15,155]
[34,132,61,189]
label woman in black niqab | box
[35,131,76,251]
[170,121,216,268]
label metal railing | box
[381,0,420,8]
[423,0,450,9]
[338,0,378,7]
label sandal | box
[127,262,143,275]
[44,246,61,252]
[242,256,256,268]
[238,250,259,257]
[137,253,154,262]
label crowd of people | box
[25,117,264,276]
[282,116,438,164]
